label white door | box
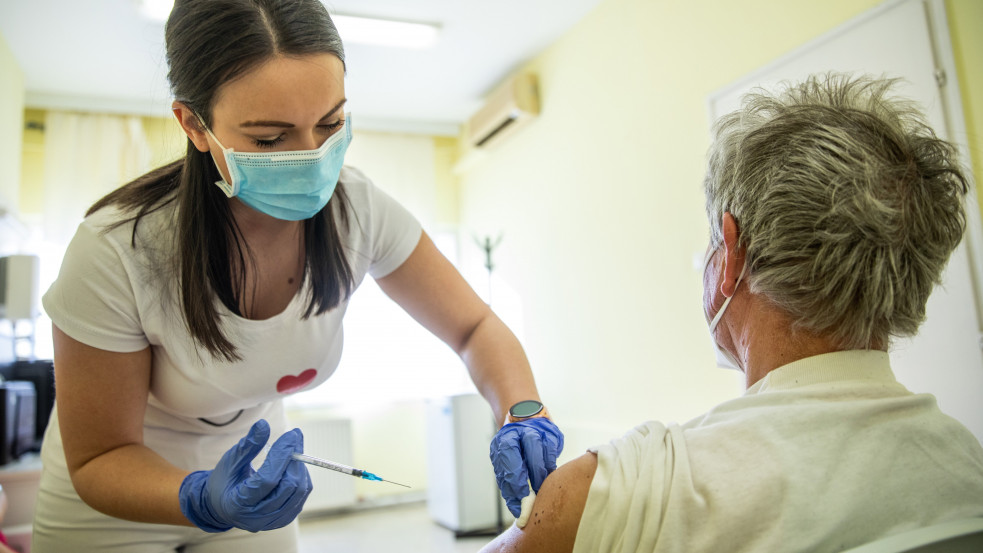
[707,0,983,442]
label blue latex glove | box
[489,417,564,517]
[179,419,313,533]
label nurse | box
[31,0,562,551]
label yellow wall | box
[454,0,983,459]
[141,114,188,170]
[0,33,24,214]
[20,109,44,214]
[947,0,983,213]
[433,136,460,227]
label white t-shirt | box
[40,166,422,474]
[573,350,983,553]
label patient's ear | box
[171,101,211,153]
[720,212,746,298]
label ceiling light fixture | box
[136,2,440,50]
[332,14,440,50]
[137,0,174,21]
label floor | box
[298,503,498,553]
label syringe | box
[289,452,410,488]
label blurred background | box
[0,0,980,550]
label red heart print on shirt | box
[277,369,318,394]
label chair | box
[842,518,983,553]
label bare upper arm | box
[480,452,599,553]
[52,325,152,475]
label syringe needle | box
[360,471,411,488]
[382,479,411,488]
[287,452,412,488]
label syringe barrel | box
[291,453,356,476]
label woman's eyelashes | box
[253,135,286,148]
[251,120,344,149]
[321,119,345,132]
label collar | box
[746,350,896,395]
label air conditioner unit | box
[468,73,540,149]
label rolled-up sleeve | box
[574,421,675,552]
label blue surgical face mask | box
[703,246,747,371]
[201,114,352,221]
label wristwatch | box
[507,400,545,423]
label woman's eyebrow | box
[318,99,348,121]
[240,99,348,128]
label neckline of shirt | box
[747,350,896,395]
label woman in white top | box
[32,1,562,551]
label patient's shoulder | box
[479,452,598,553]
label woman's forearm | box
[69,443,192,526]
[459,311,542,426]
[372,234,545,424]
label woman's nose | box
[296,132,322,151]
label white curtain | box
[0,208,29,256]
[41,111,152,246]
[26,111,152,359]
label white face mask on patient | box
[703,246,747,371]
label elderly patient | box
[480,73,983,553]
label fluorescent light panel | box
[332,14,439,49]
[138,0,173,21]
[137,2,440,49]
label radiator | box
[290,415,358,512]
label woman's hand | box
[489,417,564,517]
[179,419,312,532]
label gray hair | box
[704,73,969,349]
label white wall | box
[345,131,439,230]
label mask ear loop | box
[192,112,238,198]
[706,248,747,333]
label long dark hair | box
[88,0,354,361]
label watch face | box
[510,400,544,418]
